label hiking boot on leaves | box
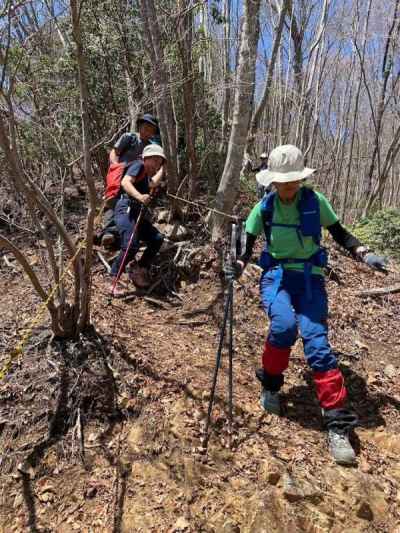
[260,388,281,415]
[94,232,102,246]
[108,278,125,297]
[328,429,356,465]
[129,266,151,288]
[101,233,115,248]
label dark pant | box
[99,198,119,241]
[111,197,164,277]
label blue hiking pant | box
[111,197,164,277]
[260,268,337,371]
[259,267,354,418]
[259,267,349,410]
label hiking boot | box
[260,388,281,415]
[108,278,125,297]
[328,429,356,465]
[94,232,102,245]
[129,266,151,288]
[101,233,115,248]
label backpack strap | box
[133,163,147,183]
[261,187,322,247]
[259,188,326,303]
[124,132,139,155]
[119,162,147,201]
[260,191,277,246]
[298,187,321,245]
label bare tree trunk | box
[219,0,232,155]
[361,0,400,216]
[0,0,99,337]
[139,0,180,216]
[341,1,372,219]
[247,0,287,158]
[198,2,212,84]
[177,0,198,197]
[125,68,139,129]
[212,0,261,242]
[0,234,63,335]
[297,0,331,153]
[70,0,98,330]
[44,0,70,48]
[286,0,303,95]
[0,110,79,337]
[366,123,400,212]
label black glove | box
[223,260,244,281]
[364,253,387,272]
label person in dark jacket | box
[109,114,160,165]
[100,114,161,248]
[109,144,166,296]
[253,152,270,198]
[230,144,386,465]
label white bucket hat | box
[260,152,268,159]
[142,144,166,160]
[256,144,315,188]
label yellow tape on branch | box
[0,240,86,381]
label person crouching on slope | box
[233,144,386,465]
[100,113,161,248]
[109,144,166,296]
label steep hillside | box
[0,238,399,532]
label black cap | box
[136,113,159,133]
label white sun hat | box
[142,144,166,160]
[256,144,315,188]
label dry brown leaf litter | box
[0,240,399,532]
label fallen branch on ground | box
[356,283,400,297]
[97,251,111,273]
[3,255,17,270]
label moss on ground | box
[352,208,400,260]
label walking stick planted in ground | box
[202,223,244,450]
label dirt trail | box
[0,245,400,532]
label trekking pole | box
[202,282,233,449]
[227,223,237,444]
[110,202,147,297]
[202,223,237,450]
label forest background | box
[1,4,400,530]
[0,0,400,336]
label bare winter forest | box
[1,1,400,532]
[2,0,400,220]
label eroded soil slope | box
[0,242,400,532]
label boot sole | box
[330,451,356,466]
